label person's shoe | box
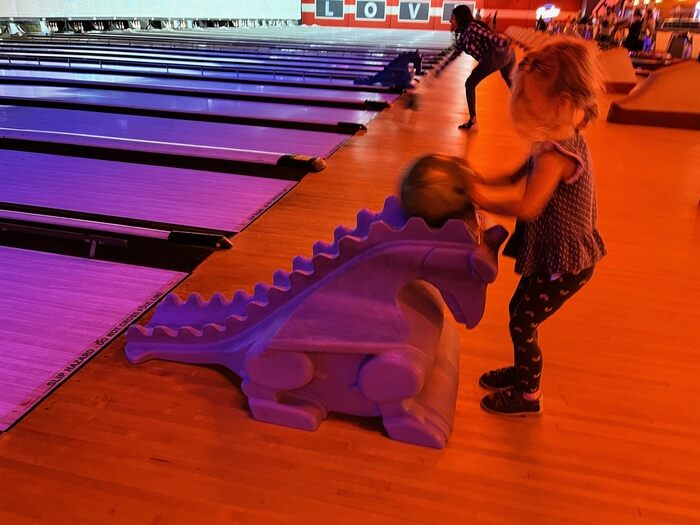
[480,387,542,416]
[479,366,517,391]
[458,119,478,131]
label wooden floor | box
[1,54,699,524]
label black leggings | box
[508,266,596,393]
[465,46,515,119]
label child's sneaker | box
[480,387,542,416]
[479,366,517,391]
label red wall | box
[302,0,584,31]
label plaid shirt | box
[456,23,510,61]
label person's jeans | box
[464,45,515,119]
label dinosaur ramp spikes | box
[405,216,448,240]
[292,255,314,274]
[185,293,205,307]
[354,209,378,238]
[288,270,312,292]
[172,326,204,343]
[347,207,381,239]
[147,293,205,324]
[333,235,365,263]
[306,251,338,278]
[153,325,180,338]
[126,324,153,343]
[272,269,291,289]
[440,219,477,244]
[163,293,185,308]
[377,195,408,228]
[367,219,396,240]
[252,283,271,304]
[240,300,269,328]
[265,286,288,309]
[232,289,252,309]
[395,216,474,245]
[223,313,248,333]
[149,293,185,324]
[332,225,354,245]
[209,292,229,308]
[312,240,334,257]
[201,323,226,338]
[149,291,235,329]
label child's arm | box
[469,151,576,220]
[472,160,530,186]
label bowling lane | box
[0,41,391,68]
[0,245,186,431]
[0,68,400,105]
[0,58,366,86]
[0,105,349,161]
[0,84,378,129]
[0,150,294,234]
[0,49,379,77]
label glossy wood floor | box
[1,54,698,525]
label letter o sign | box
[356,0,386,20]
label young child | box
[399,154,482,240]
[467,37,607,416]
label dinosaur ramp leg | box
[247,396,328,432]
[243,351,327,431]
[380,321,460,449]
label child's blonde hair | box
[399,154,478,231]
[510,37,603,141]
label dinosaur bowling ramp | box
[607,61,700,130]
[126,197,508,448]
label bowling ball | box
[399,154,477,228]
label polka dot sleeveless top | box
[503,133,607,276]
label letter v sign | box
[408,2,421,19]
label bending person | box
[450,5,516,131]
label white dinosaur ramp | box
[607,61,700,129]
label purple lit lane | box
[0,69,400,104]
[0,106,348,160]
[0,42,392,67]
[0,246,186,430]
[0,84,377,126]
[0,150,294,233]
[0,47,384,73]
[0,50,375,79]
[2,59,361,85]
